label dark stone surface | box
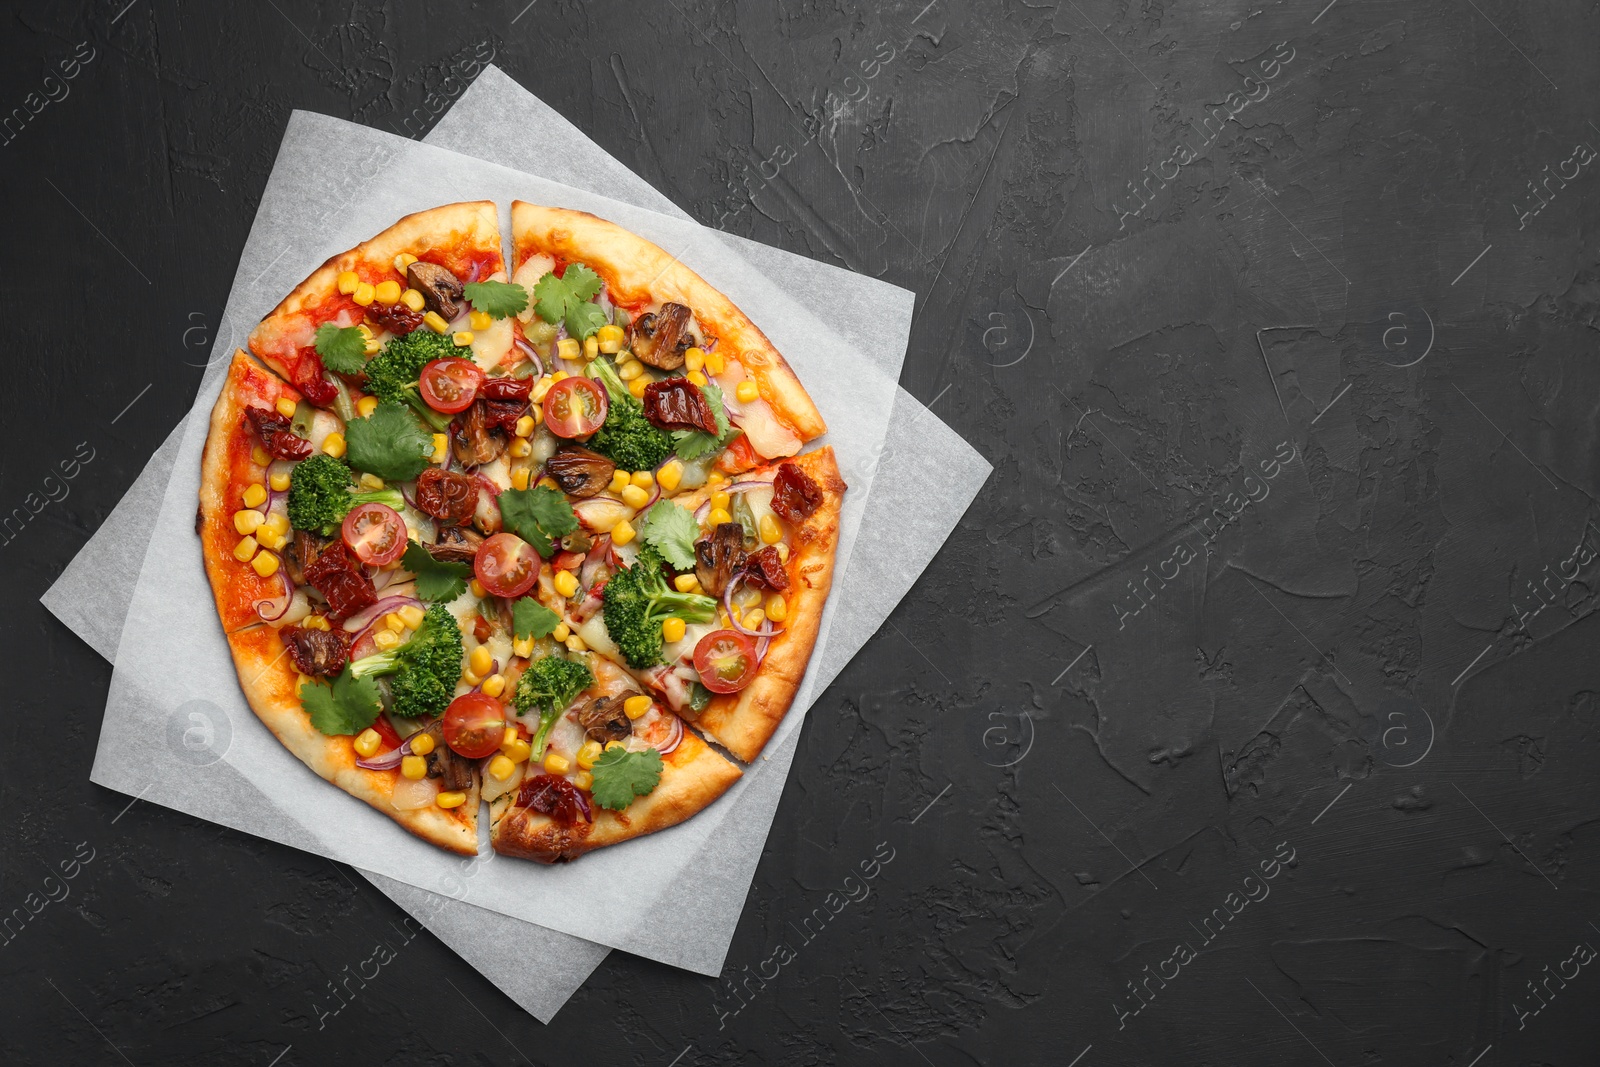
[4,0,1598,1063]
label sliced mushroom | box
[428,524,484,563]
[406,261,465,320]
[545,445,616,499]
[286,530,330,586]
[629,302,694,370]
[694,521,748,597]
[452,400,507,467]
[420,722,477,791]
[574,695,631,743]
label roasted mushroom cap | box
[694,521,749,597]
[574,696,632,743]
[419,721,477,791]
[406,261,465,320]
[629,302,694,370]
[452,400,507,467]
[546,445,617,499]
[428,524,484,563]
[286,529,330,586]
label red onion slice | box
[723,480,770,494]
[513,337,545,378]
[722,577,785,638]
[654,713,684,756]
[471,661,500,694]
[355,730,416,771]
[694,500,710,524]
[342,595,424,634]
[579,534,611,591]
[464,260,482,285]
[253,563,294,621]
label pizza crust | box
[509,201,826,443]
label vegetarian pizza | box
[199,201,845,862]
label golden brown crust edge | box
[509,201,826,442]
[225,627,480,856]
[490,728,742,863]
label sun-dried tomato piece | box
[414,468,478,525]
[282,625,351,677]
[481,398,527,435]
[291,350,338,407]
[365,301,424,335]
[480,376,533,401]
[643,378,718,434]
[242,406,313,461]
[517,774,593,824]
[770,462,823,524]
[742,545,790,591]
[302,541,377,622]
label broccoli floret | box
[363,329,459,432]
[512,653,596,758]
[602,546,718,669]
[588,358,673,471]
[349,604,463,718]
[286,453,408,536]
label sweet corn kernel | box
[553,570,579,598]
[582,335,599,361]
[251,445,272,466]
[597,323,625,345]
[423,310,450,333]
[556,337,581,361]
[629,470,654,490]
[265,511,290,535]
[504,738,532,764]
[512,635,535,658]
[356,395,379,417]
[402,754,428,779]
[550,370,569,383]
[537,476,560,491]
[321,432,346,459]
[393,253,418,274]
[273,396,297,419]
[337,270,360,294]
[508,437,532,458]
[510,467,530,491]
[363,337,381,356]
[657,460,682,493]
[251,551,280,577]
[628,376,649,399]
[543,752,571,775]
[767,594,788,622]
[621,484,649,509]
[481,673,507,698]
[710,491,731,512]
[744,609,766,629]
[673,573,701,593]
[609,469,631,493]
[358,473,385,491]
[531,376,554,402]
[623,694,653,720]
[353,729,382,758]
[776,542,789,563]
[605,740,626,752]
[573,770,594,791]
[398,605,426,629]
[576,740,603,770]
[357,323,374,339]
[233,535,259,562]
[738,585,761,608]
[617,359,644,381]
[662,616,687,643]
[373,628,401,651]
[759,514,782,544]
[385,612,406,633]
[269,470,292,492]
[470,644,494,677]
[374,279,402,305]
[410,733,436,756]
[708,470,726,484]
[564,633,588,653]
[253,528,283,552]
[514,414,536,437]
[469,309,491,331]
[611,519,636,546]
[242,483,268,508]
[453,330,474,347]
[400,287,426,312]
[431,433,449,464]
[707,507,733,527]
[233,509,264,535]
[551,622,571,642]
[303,614,331,631]
[737,380,760,403]
[687,369,709,388]
[705,349,725,375]
[436,790,467,809]
[352,282,376,307]
[684,346,705,372]
[488,754,515,780]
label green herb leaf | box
[498,485,580,558]
[588,746,663,811]
[532,263,608,340]
[672,382,741,460]
[463,280,529,319]
[401,541,472,602]
[639,499,701,572]
[315,323,369,376]
[345,400,434,482]
[512,597,562,640]
[300,667,383,736]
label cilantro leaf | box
[401,541,471,602]
[315,323,369,376]
[498,485,579,558]
[589,746,663,811]
[672,382,741,460]
[463,280,529,319]
[532,263,608,340]
[300,667,382,736]
[639,499,701,571]
[512,597,561,639]
[345,400,434,482]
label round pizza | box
[198,201,845,862]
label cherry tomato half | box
[543,376,608,438]
[693,629,758,694]
[419,358,485,414]
[474,532,541,598]
[443,692,508,758]
[341,503,407,566]
[371,714,403,751]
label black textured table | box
[8,1,1598,1063]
